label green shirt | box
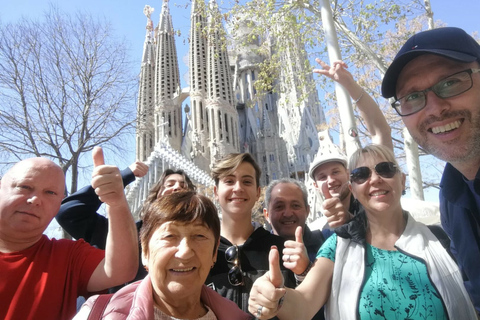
[317,234,447,320]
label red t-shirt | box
[0,235,105,320]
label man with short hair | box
[381,26,480,312]
[0,147,138,319]
[263,178,329,320]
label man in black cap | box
[381,27,480,313]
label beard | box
[411,109,480,164]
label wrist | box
[294,261,313,284]
[297,261,313,277]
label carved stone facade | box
[136,0,326,188]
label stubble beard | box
[412,109,480,165]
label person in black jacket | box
[263,178,334,320]
[55,163,195,292]
[205,153,295,317]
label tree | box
[221,0,453,194]
[0,6,137,193]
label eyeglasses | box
[350,162,398,184]
[392,68,480,116]
[225,245,244,286]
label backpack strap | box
[87,293,114,320]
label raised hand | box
[313,58,355,87]
[91,147,126,208]
[248,246,286,319]
[283,226,311,275]
[321,182,353,228]
[129,161,149,178]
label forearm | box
[104,200,139,283]
[56,185,105,241]
[342,80,393,150]
[276,288,312,320]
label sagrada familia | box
[124,0,440,226]
[135,0,327,188]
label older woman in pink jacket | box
[75,191,251,320]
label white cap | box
[308,130,347,180]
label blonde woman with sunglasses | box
[248,144,476,320]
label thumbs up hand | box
[248,246,286,319]
[91,147,126,208]
[321,182,353,228]
[283,226,311,275]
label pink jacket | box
[77,275,252,320]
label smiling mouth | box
[430,120,461,134]
[171,267,195,272]
[370,191,388,197]
[282,221,296,225]
[229,198,247,202]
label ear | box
[213,185,218,201]
[263,208,270,223]
[348,182,354,197]
[256,186,261,200]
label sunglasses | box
[350,162,398,184]
[225,245,244,286]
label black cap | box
[381,27,480,99]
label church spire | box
[153,0,182,151]
[136,5,157,162]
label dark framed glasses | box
[350,162,398,184]
[392,68,480,116]
[225,245,244,286]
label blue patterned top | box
[317,234,447,319]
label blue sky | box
[2,0,478,173]
[1,1,478,236]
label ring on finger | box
[256,305,263,318]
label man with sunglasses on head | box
[381,27,480,313]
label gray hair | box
[264,178,309,209]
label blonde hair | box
[348,144,399,172]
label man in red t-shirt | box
[0,147,139,320]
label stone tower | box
[136,6,156,161]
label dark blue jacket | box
[55,168,146,292]
[440,162,480,312]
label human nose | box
[283,206,294,217]
[175,238,194,259]
[423,90,451,117]
[326,175,335,185]
[172,181,182,192]
[26,194,41,206]
[369,169,382,184]
[232,181,243,192]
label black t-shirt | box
[205,227,296,317]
